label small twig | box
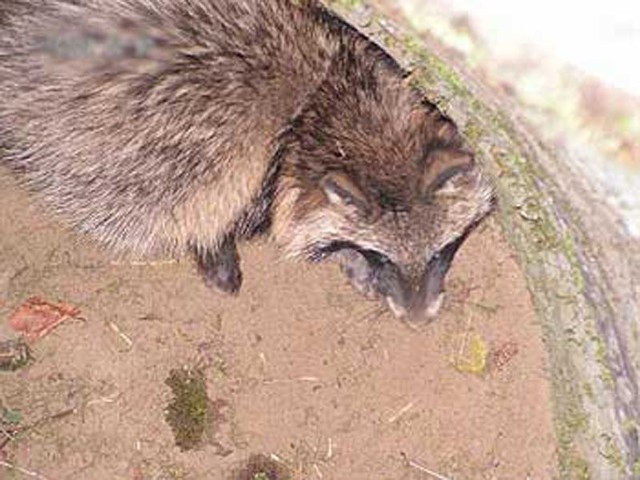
[17,406,77,437]
[456,311,474,359]
[0,460,51,480]
[86,395,118,407]
[388,401,415,423]
[325,437,334,460]
[0,406,75,448]
[0,423,16,442]
[0,422,17,449]
[357,304,388,324]
[313,463,323,478]
[270,453,285,464]
[406,459,452,480]
[263,376,320,385]
[106,320,133,348]
[400,317,421,331]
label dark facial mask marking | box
[318,241,410,313]
[317,233,466,321]
[416,234,466,318]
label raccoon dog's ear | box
[419,148,474,198]
[320,172,380,221]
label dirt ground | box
[0,170,557,479]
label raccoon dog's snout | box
[337,240,462,322]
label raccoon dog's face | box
[272,50,494,321]
[274,144,494,321]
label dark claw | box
[193,235,242,294]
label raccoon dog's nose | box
[386,292,444,322]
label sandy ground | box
[0,170,557,479]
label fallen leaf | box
[8,297,79,343]
[453,334,488,375]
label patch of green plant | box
[231,454,291,480]
[0,340,31,371]
[165,367,209,451]
[599,434,626,473]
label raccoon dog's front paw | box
[193,236,242,294]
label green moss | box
[592,334,614,388]
[402,37,470,99]
[599,435,625,473]
[231,454,291,480]
[165,368,209,451]
[561,233,586,294]
[569,455,591,480]
[582,382,594,401]
[490,151,563,255]
[559,400,589,441]
[622,418,638,435]
[554,379,591,479]
[462,120,484,145]
[0,340,31,371]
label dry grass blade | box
[263,376,321,385]
[406,458,452,480]
[106,320,133,348]
[0,423,16,442]
[0,460,51,480]
[388,401,415,423]
[357,303,388,323]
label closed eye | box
[358,247,390,268]
[314,240,392,267]
[426,217,481,267]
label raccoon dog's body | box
[0,0,493,320]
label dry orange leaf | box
[8,296,79,343]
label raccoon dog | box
[0,0,494,320]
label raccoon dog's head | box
[272,44,495,321]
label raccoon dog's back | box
[0,0,334,255]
